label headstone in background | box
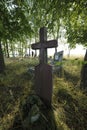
[53,51,63,76]
[31,27,58,106]
[54,51,63,62]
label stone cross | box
[32,27,57,64]
[31,27,58,107]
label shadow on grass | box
[0,67,34,118]
[7,95,58,130]
[57,88,87,130]
[1,58,59,130]
[0,66,35,129]
[64,69,79,86]
[6,71,58,130]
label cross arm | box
[31,42,40,50]
[44,40,58,48]
[31,40,58,50]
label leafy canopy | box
[0,0,87,47]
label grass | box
[0,57,87,130]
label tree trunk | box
[6,40,10,58]
[29,46,31,56]
[29,39,31,57]
[80,49,87,89]
[0,41,5,73]
[10,44,15,57]
[21,43,23,58]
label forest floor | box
[0,57,87,130]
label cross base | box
[35,63,53,107]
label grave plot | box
[31,27,58,106]
[49,51,64,77]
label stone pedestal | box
[35,64,53,106]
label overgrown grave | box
[31,27,58,106]
[49,51,63,77]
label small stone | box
[31,113,40,123]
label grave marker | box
[31,27,58,106]
[54,51,63,62]
[53,51,64,76]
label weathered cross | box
[32,27,57,64]
[31,27,58,107]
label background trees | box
[0,0,87,73]
[0,0,33,72]
[64,0,87,47]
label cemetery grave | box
[51,51,64,76]
[0,55,87,130]
[31,27,58,106]
[54,51,63,65]
[48,50,64,77]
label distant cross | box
[31,27,58,107]
[32,27,57,64]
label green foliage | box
[0,0,33,42]
[64,0,87,47]
[0,0,87,62]
[0,0,87,48]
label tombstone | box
[54,51,63,62]
[53,51,63,76]
[31,27,58,106]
